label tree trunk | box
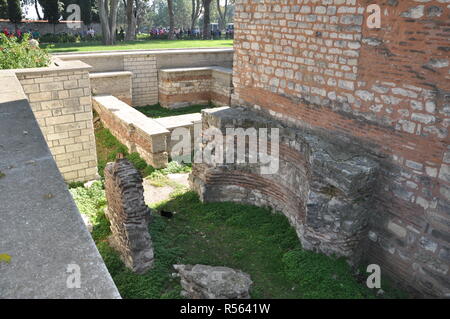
[202,0,212,40]
[191,0,202,31]
[99,0,119,45]
[125,0,136,41]
[167,0,175,40]
[35,0,42,20]
[216,0,228,30]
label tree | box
[216,0,230,30]
[124,0,137,40]
[190,0,201,30]
[34,0,42,19]
[98,0,119,45]
[61,0,77,20]
[39,0,62,23]
[0,0,8,19]
[7,0,22,24]
[167,0,174,39]
[202,0,211,39]
[80,0,92,25]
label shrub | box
[0,33,50,69]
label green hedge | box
[0,33,50,69]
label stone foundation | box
[104,159,154,274]
[190,107,379,262]
[89,71,133,105]
[159,66,233,109]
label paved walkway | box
[143,173,190,206]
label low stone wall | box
[90,71,133,105]
[56,49,234,107]
[0,71,119,298]
[93,95,169,168]
[159,66,232,109]
[104,159,154,274]
[14,59,98,183]
[0,19,102,35]
[93,95,202,168]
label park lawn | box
[43,39,233,53]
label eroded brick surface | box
[104,159,154,274]
[192,0,450,297]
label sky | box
[22,4,44,20]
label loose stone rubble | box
[173,264,253,299]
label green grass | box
[71,186,405,299]
[80,117,407,299]
[94,120,155,178]
[137,103,211,119]
[43,39,233,53]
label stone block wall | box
[16,61,98,183]
[159,67,233,109]
[104,159,154,274]
[56,49,234,107]
[90,71,133,105]
[93,95,169,168]
[212,68,234,106]
[124,54,158,107]
[159,67,213,109]
[193,0,450,297]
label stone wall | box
[158,67,232,109]
[56,49,234,107]
[192,0,450,297]
[0,19,102,35]
[124,54,158,107]
[90,71,133,105]
[104,159,154,274]
[191,107,380,262]
[15,60,98,182]
[0,70,119,298]
[93,95,202,168]
[93,95,169,168]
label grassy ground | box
[43,39,233,53]
[94,119,155,178]
[70,122,407,299]
[136,103,212,118]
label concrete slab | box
[0,75,120,299]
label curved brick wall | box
[191,107,378,262]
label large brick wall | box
[226,0,449,296]
[16,62,98,182]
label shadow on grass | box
[85,189,407,299]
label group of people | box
[147,27,233,39]
[2,28,40,40]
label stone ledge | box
[89,71,133,79]
[0,74,120,299]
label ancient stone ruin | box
[174,264,253,299]
[190,0,450,297]
[104,159,154,274]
